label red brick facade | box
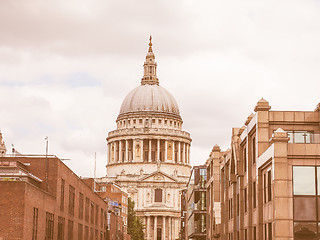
[0,156,110,240]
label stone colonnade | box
[144,215,179,240]
[108,139,190,164]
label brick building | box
[207,99,320,239]
[0,154,110,240]
[97,182,130,240]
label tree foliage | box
[128,197,145,240]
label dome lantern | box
[141,36,159,86]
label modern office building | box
[98,37,192,240]
[207,99,320,240]
[185,165,207,240]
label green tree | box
[128,197,145,240]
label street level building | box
[207,99,320,240]
[185,165,207,240]
[180,189,187,240]
[206,145,223,240]
[0,146,110,240]
[97,182,130,240]
[98,37,192,240]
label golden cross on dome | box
[148,35,153,52]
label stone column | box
[132,139,136,162]
[254,98,271,157]
[187,144,190,164]
[125,140,128,162]
[270,128,292,239]
[172,218,175,240]
[172,141,176,162]
[178,142,181,164]
[119,140,122,162]
[141,139,144,162]
[162,216,166,240]
[185,144,188,164]
[107,143,111,163]
[114,142,117,162]
[154,216,157,240]
[168,217,172,240]
[113,142,116,162]
[172,141,175,162]
[147,216,150,240]
[149,139,152,162]
[164,141,167,162]
[157,139,160,162]
[182,142,185,164]
[183,143,188,164]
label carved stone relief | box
[153,174,164,181]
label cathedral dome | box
[118,84,180,118]
[117,36,181,120]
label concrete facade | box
[98,37,192,240]
[207,99,320,240]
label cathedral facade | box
[99,38,192,240]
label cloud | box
[0,0,320,176]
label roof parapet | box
[254,98,271,112]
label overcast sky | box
[0,0,320,177]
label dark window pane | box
[155,189,162,202]
[267,170,272,202]
[293,197,316,221]
[294,222,317,240]
[268,222,272,240]
[293,166,315,195]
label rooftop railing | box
[287,132,320,144]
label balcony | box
[108,128,191,139]
[194,219,206,234]
[194,199,206,211]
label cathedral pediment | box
[139,170,178,183]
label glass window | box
[293,166,315,195]
[253,181,256,208]
[243,147,247,173]
[287,131,313,143]
[267,170,272,202]
[294,197,316,221]
[268,222,272,240]
[294,222,317,240]
[294,132,306,143]
[317,167,320,195]
[252,137,256,164]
